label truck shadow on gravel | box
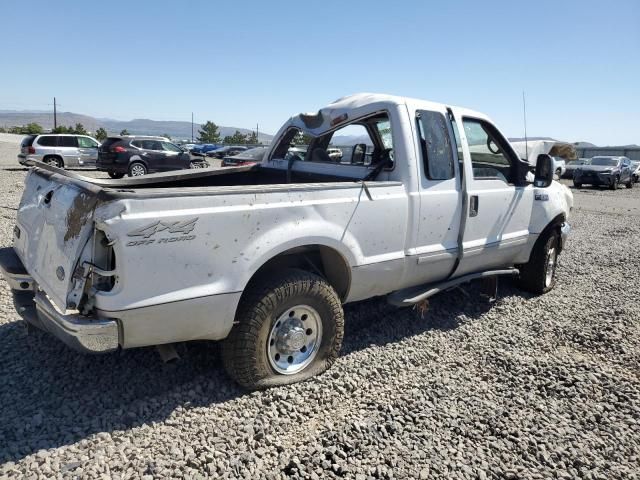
[0,282,508,464]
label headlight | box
[600,170,612,174]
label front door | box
[160,141,185,170]
[77,136,99,167]
[454,116,534,276]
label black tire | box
[43,155,63,168]
[609,176,619,190]
[573,181,582,189]
[108,171,125,179]
[516,232,559,295]
[626,178,633,189]
[128,161,147,177]
[222,269,344,390]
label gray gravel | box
[0,151,639,479]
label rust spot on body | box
[64,192,97,242]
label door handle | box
[469,195,479,217]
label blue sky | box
[1,0,638,145]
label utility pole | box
[522,91,528,161]
[191,112,194,142]
[53,97,57,130]
[256,122,259,144]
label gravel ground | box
[0,143,638,479]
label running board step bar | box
[387,269,519,307]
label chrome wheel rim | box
[130,164,145,176]
[545,246,557,287]
[268,304,322,375]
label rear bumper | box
[0,247,119,353]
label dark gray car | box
[573,156,634,190]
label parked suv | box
[573,156,634,190]
[97,136,196,178]
[19,134,100,168]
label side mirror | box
[534,154,554,188]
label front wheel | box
[222,269,344,390]
[610,176,619,190]
[626,177,633,189]
[573,181,582,189]
[516,232,559,294]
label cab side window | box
[161,142,182,152]
[416,110,454,180]
[77,136,98,148]
[59,136,78,147]
[38,136,57,147]
[462,118,514,184]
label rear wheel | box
[573,181,582,189]
[108,171,125,179]
[516,232,559,294]
[222,269,344,390]
[128,162,147,177]
[43,156,63,168]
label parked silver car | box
[18,134,101,168]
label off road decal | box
[126,218,198,246]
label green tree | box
[197,121,221,143]
[73,123,88,135]
[52,125,71,134]
[162,133,171,140]
[223,130,249,145]
[246,131,259,145]
[120,129,130,136]
[95,127,108,141]
[0,127,6,133]
[9,123,44,134]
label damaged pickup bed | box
[0,93,573,390]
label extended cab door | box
[404,107,462,286]
[453,114,534,275]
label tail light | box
[111,146,126,153]
[28,146,36,154]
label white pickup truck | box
[0,94,572,390]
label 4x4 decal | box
[126,218,198,246]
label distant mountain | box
[331,134,373,146]
[508,137,558,143]
[0,111,273,143]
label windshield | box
[591,157,618,166]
